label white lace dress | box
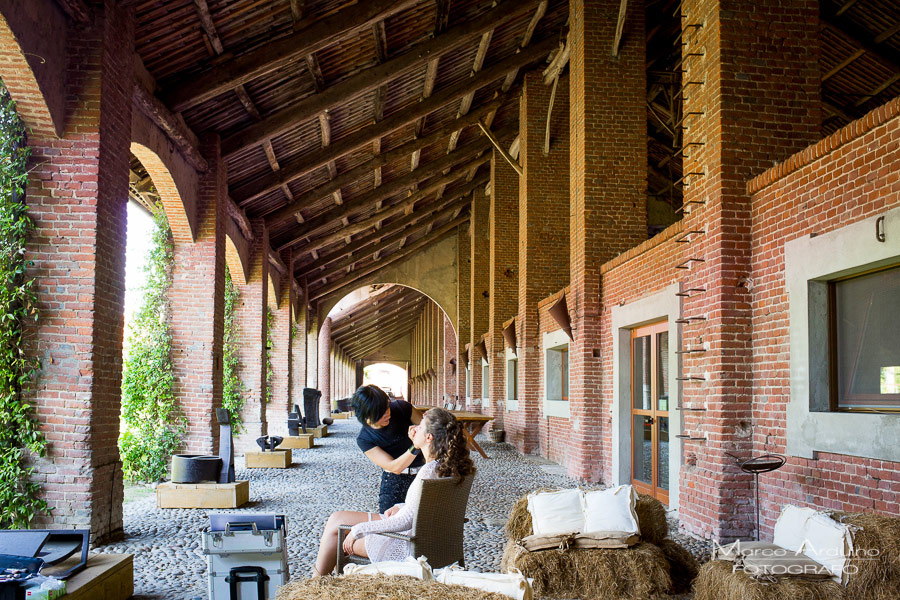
[348,460,439,562]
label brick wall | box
[443,313,457,400]
[292,298,307,408]
[318,316,332,415]
[456,227,471,401]
[511,72,570,453]
[748,97,900,537]
[470,189,490,412]
[266,255,293,436]
[489,154,519,429]
[23,0,132,542]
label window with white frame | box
[507,357,518,401]
[465,367,471,401]
[543,329,571,418]
[481,359,489,402]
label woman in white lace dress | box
[313,407,475,576]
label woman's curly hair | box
[423,407,475,482]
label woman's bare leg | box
[313,510,383,576]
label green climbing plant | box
[265,306,275,402]
[0,82,48,528]
[222,265,245,430]
[118,205,185,482]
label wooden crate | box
[310,424,328,438]
[281,433,315,449]
[156,480,249,509]
[65,553,133,600]
[330,412,351,419]
[245,448,292,468]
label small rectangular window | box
[482,362,489,400]
[831,264,900,411]
[507,358,518,401]
[546,345,569,402]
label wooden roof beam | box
[821,10,900,76]
[351,327,419,359]
[221,0,546,157]
[331,289,420,330]
[164,0,418,112]
[342,320,423,357]
[55,0,90,23]
[501,0,548,92]
[310,214,469,302]
[336,307,425,345]
[290,154,490,254]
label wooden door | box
[630,321,670,505]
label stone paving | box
[94,418,710,599]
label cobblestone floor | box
[94,418,710,599]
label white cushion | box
[581,485,640,536]
[526,489,584,536]
[802,512,853,582]
[342,555,433,580]
[773,505,817,553]
[434,565,533,600]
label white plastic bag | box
[342,555,433,580]
[434,565,534,600]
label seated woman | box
[313,407,475,576]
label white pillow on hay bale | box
[526,488,585,536]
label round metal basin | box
[170,454,221,483]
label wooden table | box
[416,406,494,459]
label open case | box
[0,530,90,580]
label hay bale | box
[832,511,900,600]
[500,539,672,599]
[275,575,512,600]
[692,560,845,600]
[503,488,669,545]
[658,538,700,594]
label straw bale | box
[658,538,699,594]
[500,539,672,599]
[503,488,669,545]
[831,511,900,600]
[692,560,845,600]
[275,575,513,600]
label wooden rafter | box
[477,121,522,176]
[220,0,545,157]
[132,84,208,173]
[54,0,90,23]
[612,0,628,57]
[334,301,426,339]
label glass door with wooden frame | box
[631,321,670,505]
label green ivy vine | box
[118,205,185,482]
[265,306,275,402]
[222,265,245,430]
[0,82,48,528]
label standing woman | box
[351,385,424,514]
[313,407,475,576]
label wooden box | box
[281,433,315,449]
[245,448,292,468]
[156,480,249,509]
[310,424,328,438]
[65,553,133,600]
[330,412,351,419]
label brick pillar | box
[469,189,490,413]
[677,0,820,540]
[23,0,131,542]
[265,253,292,437]
[456,227,471,402]
[318,316,332,416]
[489,154,519,429]
[512,72,570,454]
[291,292,307,409]
[567,0,646,480]
[443,313,457,401]
[307,313,318,388]
[234,220,269,451]
[170,134,226,455]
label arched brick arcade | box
[0,0,897,553]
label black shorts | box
[379,471,416,513]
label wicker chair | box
[336,474,475,574]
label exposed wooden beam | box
[477,121,522,176]
[352,326,419,359]
[237,94,508,205]
[434,0,452,35]
[502,0,548,91]
[164,0,418,112]
[267,134,491,228]
[290,156,490,253]
[835,0,860,17]
[55,0,90,23]
[310,215,468,301]
[612,0,628,57]
[333,302,426,342]
[874,21,900,45]
[226,196,254,241]
[234,86,262,121]
[194,0,224,53]
[331,288,419,329]
[290,0,305,24]
[132,84,208,173]
[821,12,900,76]
[344,317,424,356]
[268,251,287,275]
[221,0,545,156]
[822,48,865,82]
[854,73,900,107]
[306,53,327,92]
[263,140,281,171]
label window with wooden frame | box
[830,264,900,411]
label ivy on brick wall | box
[223,265,245,430]
[118,205,185,482]
[265,306,275,402]
[0,83,48,528]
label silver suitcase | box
[202,514,289,600]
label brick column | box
[489,154,519,428]
[234,220,269,451]
[170,134,226,455]
[306,313,318,388]
[23,0,132,542]
[318,316,332,416]
[469,189,490,413]
[677,0,820,540]
[443,313,457,401]
[291,291,307,410]
[512,72,570,454]
[456,226,471,402]
[265,253,292,437]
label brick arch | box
[0,5,67,139]
[130,143,194,244]
[225,232,249,284]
